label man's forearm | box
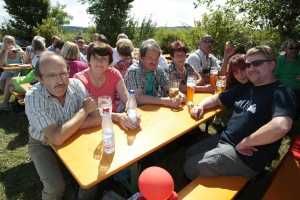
[239,116,293,147]
[136,94,165,106]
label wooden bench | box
[18,99,25,105]
[178,176,250,200]
[12,90,26,96]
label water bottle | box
[127,90,138,127]
[102,107,115,153]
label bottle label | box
[102,129,115,152]
[127,108,137,127]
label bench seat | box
[178,175,250,200]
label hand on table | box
[42,136,50,146]
[190,105,204,120]
[117,113,141,130]
[82,96,98,114]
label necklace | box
[175,66,185,74]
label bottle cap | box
[102,107,109,113]
[129,90,135,95]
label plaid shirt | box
[25,78,89,141]
[124,61,169,98]
[167,62,195,85]
[186,49,218,74]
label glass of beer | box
[210,67,218,85]
[169,80,180,101]
[186,76,196,106]
[215,76,226,94]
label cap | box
[75,36,84,42]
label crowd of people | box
[0,32,299,200]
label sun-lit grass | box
[0,90,299,199]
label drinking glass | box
[210,67,218,85]
[186,76,196,106]
[169,80,180,101]
[215,76,226,94]
[98,96,112,117]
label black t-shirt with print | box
[218,81,296,173]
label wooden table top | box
[20,83,31,92]
[262,157,300,200]
[50,92,224,189]
[2,65,33,70]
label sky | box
[0,0,225,27]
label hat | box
[75,36,84,42]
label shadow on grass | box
[0,162,42,199]
[0,111,29,150]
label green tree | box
[132,16,157,47]
[3,0,51,40]
[49,2,73,27]
[194,0,300,40]
[79,0,135,46]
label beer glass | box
[186,76,196,106]
[98,96,112,117]
[169,80,180,101]
[210,67,218,85]
[215,76,226,94]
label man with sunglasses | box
[274,39,300,120]
[186,35,228,83]
[184,46,296,180]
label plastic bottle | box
[102,107,115,153]
[127,90,138,127]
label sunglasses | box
[245,60,272,68]
[202,39,214,44]
[288,46,300,50]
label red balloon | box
[138,167,174,200]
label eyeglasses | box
[42,71,69,80]
[202,39,214,44]
[288,46,300,51]
[245,60,272,68]
[91,56,108,63]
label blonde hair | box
[31,36,46,52]
[116,38,134,57]
[2,35,17,50]
[60,41,81,61]
[245,45,277,61]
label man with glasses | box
[124,39,185,108]
[184,46,296,180]
[186,35,220,83]
[25,52,101,199]
[274,38,300,120]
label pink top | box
[67,60,90,78]
[74,68,123,112]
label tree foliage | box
[132,16,157,47]
[49,2,73,27]
[194,0,300,40]
[3,0,50,40]
[79,0,135,46]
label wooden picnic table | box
[2,64,33,71]
[50,92,225,193]
[20,83,31,92]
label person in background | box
[186,35,224,83]
[97,34,110,45]
[89,33,100,45]
[124,39,185,108]
[244,41,257,52]
[0,36,47,111]
[25,52,101,200]
[185,45,296,181]
[274,38,300,120]
[112,33,129,65]
[75,36,89,56]
[74,41,140,129]
[47,36,60,54]
[55,40,88,64]
[0,35,29,92]
[167,41,215,93]
[60,41,89,78]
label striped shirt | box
[25,78,89,141]
[167,62,196,85]
[186,49,218,74]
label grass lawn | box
[0,91,299,199]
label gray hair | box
[245,45,277,61]
[139,39,161,58]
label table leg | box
[129,162,139,194]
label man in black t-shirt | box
[184,45,297,180]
